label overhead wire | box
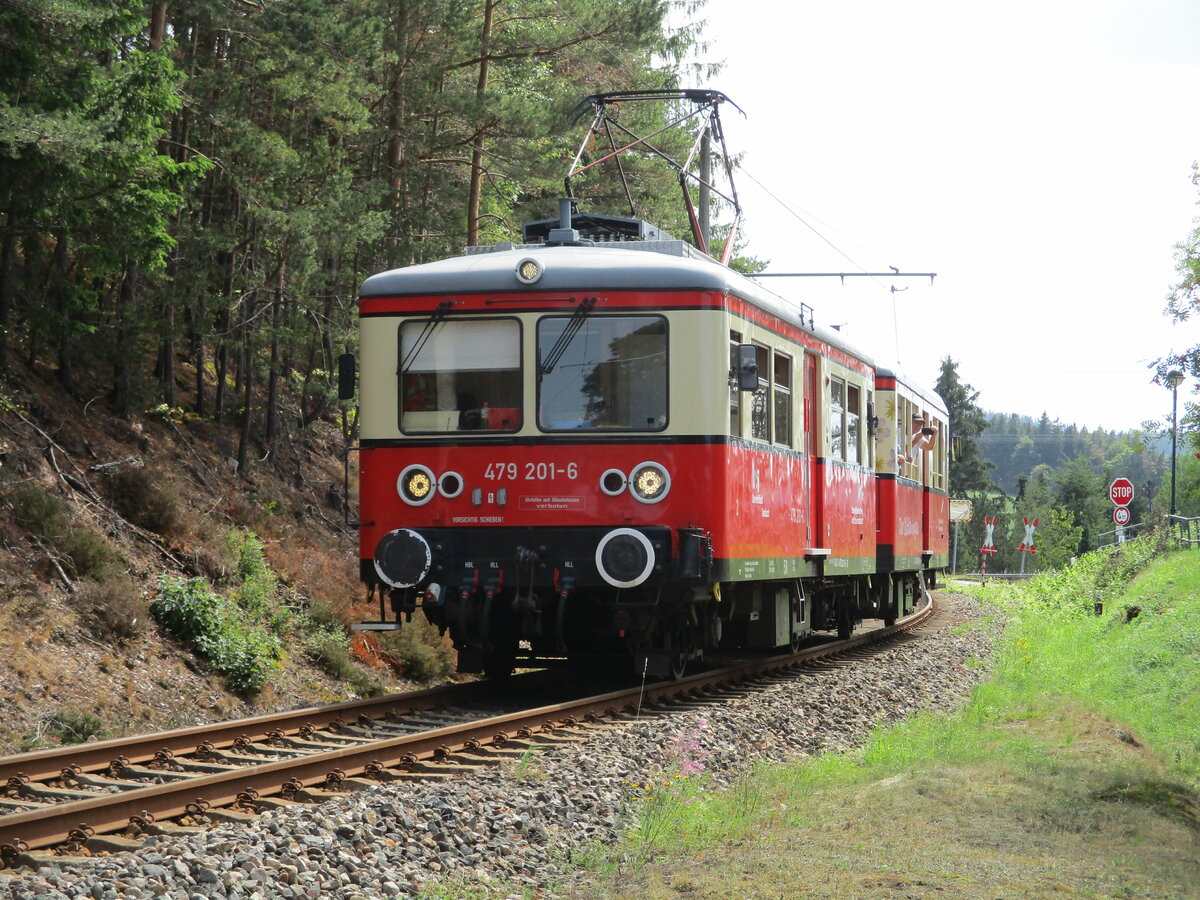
[739,166,910,365]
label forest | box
[0,0,710,469]
[2,0,1195,584]
[934,357,1196,576]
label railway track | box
[0,596,935,864]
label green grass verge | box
[560,540,1200,900]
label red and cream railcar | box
[873,368,950,623]
[352,217,946,677]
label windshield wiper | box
[538,296,597,379]
[399,300,453,375]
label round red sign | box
[1114,506,1131,525]
[1109,477,1134,506]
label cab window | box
[538,315,667,431]
[399,318,522,433]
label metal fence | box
[1098,516,1200,548]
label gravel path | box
[1,592,1001,900]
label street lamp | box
[1167,369,1184,518]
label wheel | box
[669,649,688,680]
[836,601,853,640]
[789,630,804,653]
[482,645,516,679]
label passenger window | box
[846,383,861,464]
[829,376,845,459]
[750,343,770,441]
[773,353,792,447]
[729,331,742,436]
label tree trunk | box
[264,259,283,452]
[51,230,72,388]
[114,260,136,418]
[213,248,233,423]
[149,2,168,51]
[465,0,495,247]
[0,207,13,376]
[236,313,253,474]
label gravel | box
[0,592,1000,900]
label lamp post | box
[1167,370,1184,518]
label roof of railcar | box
[359,242,874,366]
[876,365,948,416]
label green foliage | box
[304,628,385,698]
[375,619,455,683]
[9,481,122,578]
[1001,532,1165,620]
[226,530,278,616]
[150,574,282,695]
[47,709,108,746]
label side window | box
[866,389,875,468]
[846,383,861,464]
[729,331,742,436]
[773,352,792,447]
[749,344,770,441]
[829,375,845,460]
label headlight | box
[438,471,464,499]
[398,464,437,506]
[629,461,670,504]
[600,468,627,496]
[515,256,543,284]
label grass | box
[561,539,1200,899]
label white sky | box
[690,0,1200,432]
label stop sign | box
[1110,477,1134,507]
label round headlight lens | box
[438,471,464,499]
[516,257,543,284]
[398,464,437,506]
[600,468,627,496]
[629,462,670,504]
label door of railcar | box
[804,353,819,551]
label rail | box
[0,599,934,857]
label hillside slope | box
[0,359,437,755]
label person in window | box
[457,391,483,429]
[910,414,938,455]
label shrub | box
[107,466,184,538]
[48,709,107,745]
[305,628,386,697]
[11,481,121,578]
[10,481,66,539]
[1010,532,1165,619]
[226,529,278,616]
[150,574,282,695]
[376,618,455,683]
[78,576,148,644]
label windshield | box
[537,315,667,431]
[398,318,522,432]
